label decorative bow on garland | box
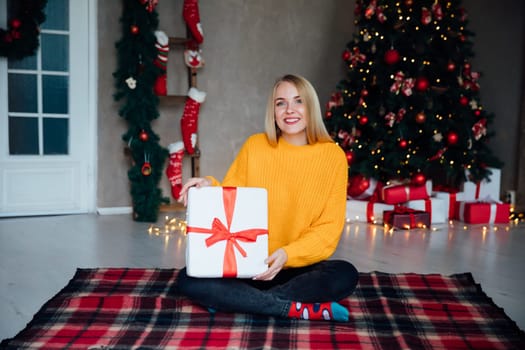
[384,108,406,127]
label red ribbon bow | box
[187,187,268,278]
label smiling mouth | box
[284,117,301,124]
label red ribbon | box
[186,187,268,278]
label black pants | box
[177,259,359,318]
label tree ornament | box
[130,25,140,35]
[472,119,487,140]
[126,77,137,89]
[474,109,481,117]
[0,0,47,60]
[139,129,149,142]
[447,131,459,145]
[415,112,426,123]
[415,76,429,92]
[360,89,369,97]
[342,49,351,61]
[447,61,456,72]
[141,153,152,176]
[384,48,400,65]
[459,95,469,106]
[412,172,426,186]
[347,174,378,199]
[358,115,369,125]
[404,0,413,6]
[139,0,159,13]
[346,151,355,165]
[399,139,408,148]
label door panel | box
[0,0,93,217]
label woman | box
[177,74,359,322]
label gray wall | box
[97,0,524,209]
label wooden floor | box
[1,212,524,340]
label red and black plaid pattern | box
[2,269,524,349]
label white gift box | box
[405,197,447,224]
[433,191,466,220]
[462,167,501,201]
[185,187,268,278]
[346,199,394,224]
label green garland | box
[113,0,168,222]
[0,0,47,60]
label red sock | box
[287,301,349,322]
[180,87,206,155]
[166,142,184,200]
[153,30,169,96]
[183,0,204,44]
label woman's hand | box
[178,177,212,206]
[253,248,288,281]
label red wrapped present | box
[381,180,431,204]
[383,206,431,229]
[186,187,268,278]
[456,201,510,224]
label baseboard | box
[97,206,133,215]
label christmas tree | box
[113,0,168,222]
[325,0,502,190]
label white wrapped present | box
[185,187,268,278]
[432,190,466,220]
[346,199,394,224]
[405,197,447,224]
[462,167,501,201]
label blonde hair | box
[265,74,333,146]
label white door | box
[0,0,95,217]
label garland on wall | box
[114,0,168,222]
[0,0,47,60]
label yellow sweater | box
[208,133,348,268]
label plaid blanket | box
[2,268,524,349]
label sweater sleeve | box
[282,149,348,267]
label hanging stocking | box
[180,87,206,155]
[166,141,184,200]
[153,30,169,96]
[183,0,204,44]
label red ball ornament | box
[384,49,400,65]
[358,115,369,125]
[141,162,152,176]
[447,62,456,72]
[325,111,332,118]
[342,50,351,61]
[399,139,408,148]
[10,18,22,29]
[474,109,481,117]
[459,95,469,106]
[412,172,426,186]
[447,131,459,145]
[130,25,140,35]
[347,174,371,198]
[415,76,429,92]
[360,89,369,97]
[415,112,426,123]
[345,151,355,165]
[139,130,149,142]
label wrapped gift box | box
[462,167,501,201]
[405,197,447,224]
[185,187,268,278]
[432,189,466,220]
[346,199,394,224]
[383,206,431,229]
[456,201,510,224]
[381,180,432,204]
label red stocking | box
[183,0,204,44]
[166,141,184,200]
[153,30,169,96]
[180,87,206,155]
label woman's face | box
[274,81,308,146]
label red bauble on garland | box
[358,115,369,125]
[139,129,149,142]
[384,49,400,65]
[0,0,47,60]
[415,112,426,123]
[459,95,469,106]
[130,25,140,35]
[342,50,350,61]
[398,139,408,148]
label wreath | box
[0,0,47,60]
